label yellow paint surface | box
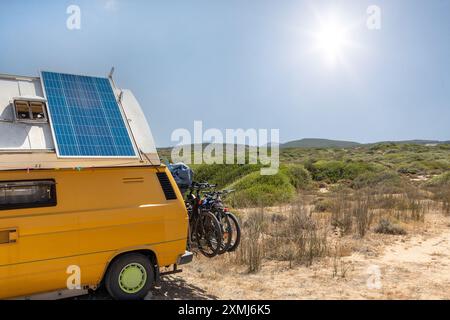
[0,165,188,299]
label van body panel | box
[0,166,188,299]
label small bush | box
[281,164,312,190]
[229,171,295,207]
[312,197,334,213]
[397,163,427,175]
[426,172,450,188]
[192,163,261,188]
[352,171,402,190]
[308,160,378,183]
[375,219,406,235]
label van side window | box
[0,180,56,210]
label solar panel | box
[41,71,137,158]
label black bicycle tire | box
[225,212,241,252]
[195,211,223,258]
[217,213,233,255]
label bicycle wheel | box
[194,211,223,258]
[225,212,241,252]
[217,213,233,255]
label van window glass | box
[13,100,48,122]
[15,101,31,120]
[0,180,56,210]
[30,102,46,120]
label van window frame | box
[13,100,49,124]
[0,180,57,211]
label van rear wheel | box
[105,253,154,300]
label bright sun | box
[310,13,354,66]
[316,26,346,60]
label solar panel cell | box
[41,72,137,158]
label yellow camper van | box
[0,71,191,299]
[0,165,191,300]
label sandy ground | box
[149,212,450,300]
[78,212,450,300]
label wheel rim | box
[118,263,147,294]
[196,213,222,257]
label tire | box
[105,253,154,300]
[217,213,233,255]
[226,212,241,252]
[195,211,223,258]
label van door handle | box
[9,229,18,243]
[0,229,18,244]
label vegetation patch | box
[306,160,379,183]
[426,172,450,188]
[228,171,296,207]
[352,170,402,190]
[374,219,407,235]
[191,163,261,188]
[280,164,312,190]
[312,197,334,213]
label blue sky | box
[0,0,449,147]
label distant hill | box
[281,138,450,149]
[158,139,450,153]
[281,138,361,149]
[370,140,444,146]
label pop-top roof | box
[0,71,160,170]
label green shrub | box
[192,164,261,187]
[280,164,311,190]
[307,160,378,183]
[352,171,402,190]
[426,172,450,188]
[397,162,428,175]
[229,171,295,207]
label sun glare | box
[309,12,355,67]
[316,25,347,62]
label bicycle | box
[185,182,223,258]
[202,189,241,254]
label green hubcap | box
[118,263,147,294]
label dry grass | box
[172,211,450,300]
[230,180,449,274]
[433,188,450,216]
[330,191,353,235]
[331,242,353,278]
[353,191,372,238]
[235,210,266,273]
[235,201,328,272]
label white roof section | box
[0,72,161,170]
[120,89,158,155]
[0,75,54,151]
